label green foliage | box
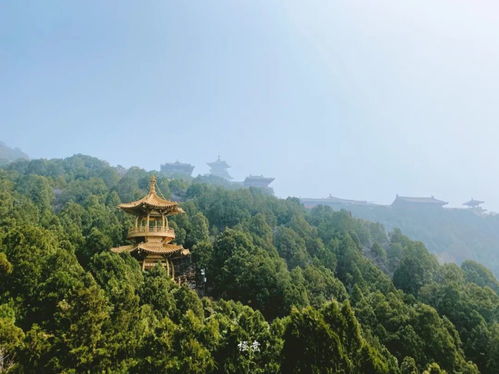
[0,154,496,372]
[0,305,24,372]
[207,229,307,318]
[0,252,12,276]
[392,237,439,296]
[274,226,309,269]
[401,356,419,374]
[422,362,447,374]
[355,273,482,373]
[461,260,499,294]
[281,301,395,373]
[325,199,499,279]
[418,263,498,373]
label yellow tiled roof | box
[110,242,190,256]
[118,176,184,215]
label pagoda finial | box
[149,175,157,194]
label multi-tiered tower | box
[207,156,232,180]
[110,176,189,276]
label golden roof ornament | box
[149,175,157,194]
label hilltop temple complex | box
[159,157,275,194]
[301,194,450,210]
[110,176,189,276]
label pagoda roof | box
[463,199,484,207]
[393,195,448,206]
[207,156,230,169]
[118,176,185,216]
[110,242,190,256]
[110,244,135,254]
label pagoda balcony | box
[127,226,176,239]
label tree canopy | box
[0,155,496,373]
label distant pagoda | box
[463,199,484,209]
[160,161,194,178]
[207,156,232,180]
[110,176,189,275]
[392,195,448,208]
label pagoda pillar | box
[169,259,175,279]
[165,258,170,277]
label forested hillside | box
[0,155,497,373]
[315,202,499,278]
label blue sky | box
[1,1,499,209]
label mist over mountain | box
[302,198,499,278]
[0,141,28,165]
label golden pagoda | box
[110,176,190,275]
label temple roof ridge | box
[394,195,448,205]
[207,155,230,169]
[118,175,185,215]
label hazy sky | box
[2,1,499,209]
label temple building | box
[207,156,232,180]
[392,195,448,208]
[301,195,372,209]
[160,161,194,178]
[243,175,275,195]
[110,176,190,276]
[243,175,275,189]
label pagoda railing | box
[128,226,175,237]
